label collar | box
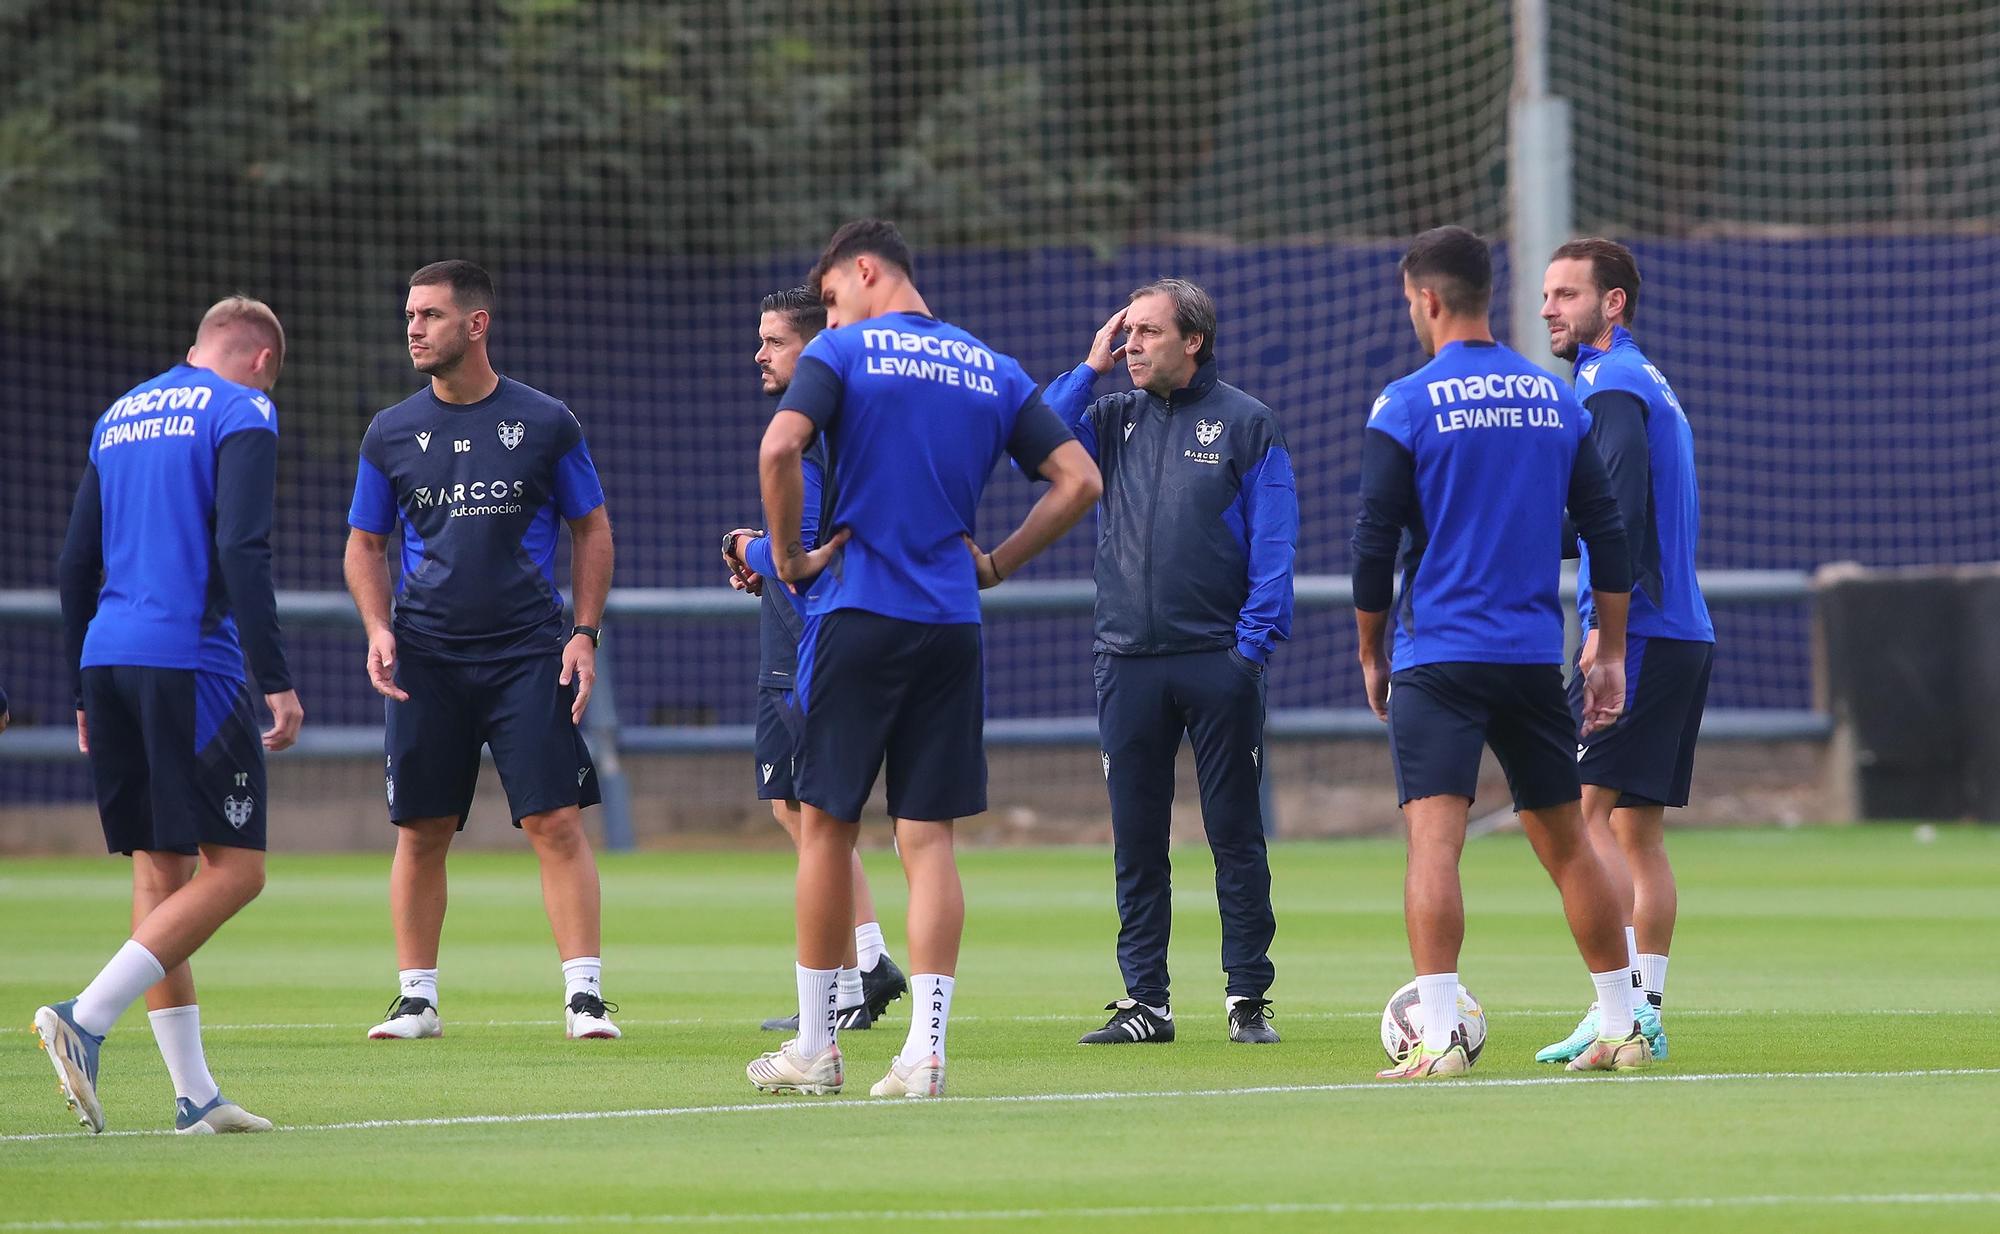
[1149,359,1219,409]
[1573,324,1634,372]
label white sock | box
[1591,966,1636,1038]
[901,973,956,1067]
[1640,953,1669,1008]
[561,956,603,1004]
[1624,926,1646,1020]
[148,1005,220,1107]
[795,964,840,1056]
[836,966,863,1009]
[1415,972,1458,1053]
[855,921,887,972]
[73,940,167,1037]
[399,968,439,1006]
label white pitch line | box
[0,1007,1966,1035]
[3,1193,1999,1230]
[2,1067,1993,1146]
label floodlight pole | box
[1511,0,1584,675]
[1510,0,1572,377]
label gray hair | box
[1128,278,1216,365]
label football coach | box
[1044,279,1298,1047]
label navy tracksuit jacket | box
[1045,358,1298,1006]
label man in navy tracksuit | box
[1045,280,1298,1046]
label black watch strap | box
[571,624,601,648]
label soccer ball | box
[1380,980,1487,1064]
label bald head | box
[190,296,286,390]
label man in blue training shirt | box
[749,219,1101,1098]
[1043,280,1297,1048]
[1534,238,1715,1065]
[1351,226,1649,1078]
[345,260,621,1044]
[721,286,905,1033]
[39,297,304,1135]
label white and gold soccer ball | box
[1380,979,1487,1064]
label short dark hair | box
[760,286,827,339]
[409,259,495,312]
[1128,278,1218,365]
[1550,237,1641,325]
[809,219,914,292]
[1399,226,1492,316]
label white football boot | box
[870,1053,946,1098]
[367,996,442,1040]
[746,1040,843,1094]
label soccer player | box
[1534,239,1713,1064]
[747,219,1101,1097]
[38,297,303,1134]
[345,260,620,1042]
[1351,226,1650,1078]
[721,286,906,1032]
[1044,281,1297,1047]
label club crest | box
[498,421,526,450]
[223,795,255,830]
[1195,419,1223,447]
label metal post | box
[1509,0,1572,374]
[583,640,636,852]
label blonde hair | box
[197,296,286,371]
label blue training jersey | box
[778,312,1073,625]
[1364,341,1601,670]
[347,377,606,661]
[80,364,280,680]
[1572,326,1714,643]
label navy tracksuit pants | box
[1094,648,1276,1007]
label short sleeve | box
[554,439,606,520]
[1366,387,1413,450]
[779,334,846,429]
[1006,395,1077,475]
[347,422,398,534]
[216,390,279,443]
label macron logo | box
[1580,362,1602,386]
[1425,372,1559,406]
[416,431,432,452]
[251,395,273,421]
[1369,394,1391,423]
[761,763,776,784]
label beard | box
[1553,307,1608,362]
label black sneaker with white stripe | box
[1078,999,1175,1044]
[861,955,907,1018]
[1227,997,1280,1043]
[760,1002,875,1033]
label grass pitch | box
[2,826,1996,1233]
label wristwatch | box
[570,624,601,648]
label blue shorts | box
[384,651,599,828]
[794,609,985,823]
[1569,634,1713,808]
[1388,662,1580,812]
[81,666,267,855]
[754,687,801,802]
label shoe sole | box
[177,1111,274,1135]
[366,1028,442,1039]
[750,1081,842,1095]
[567,1029,620,1039]
[32,1008,103,1134]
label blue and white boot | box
[32,999,105,1134]
[175,1093,274,1135]
[1636,1000,1669,1060]
[1534,1002,1601,1064]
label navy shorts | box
[754,686,802,802]
[1569,634,1713,808]
[794,609,985,823]
[81,666,267,855]
[1388,662,1580,812]
[384,651,599,829]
